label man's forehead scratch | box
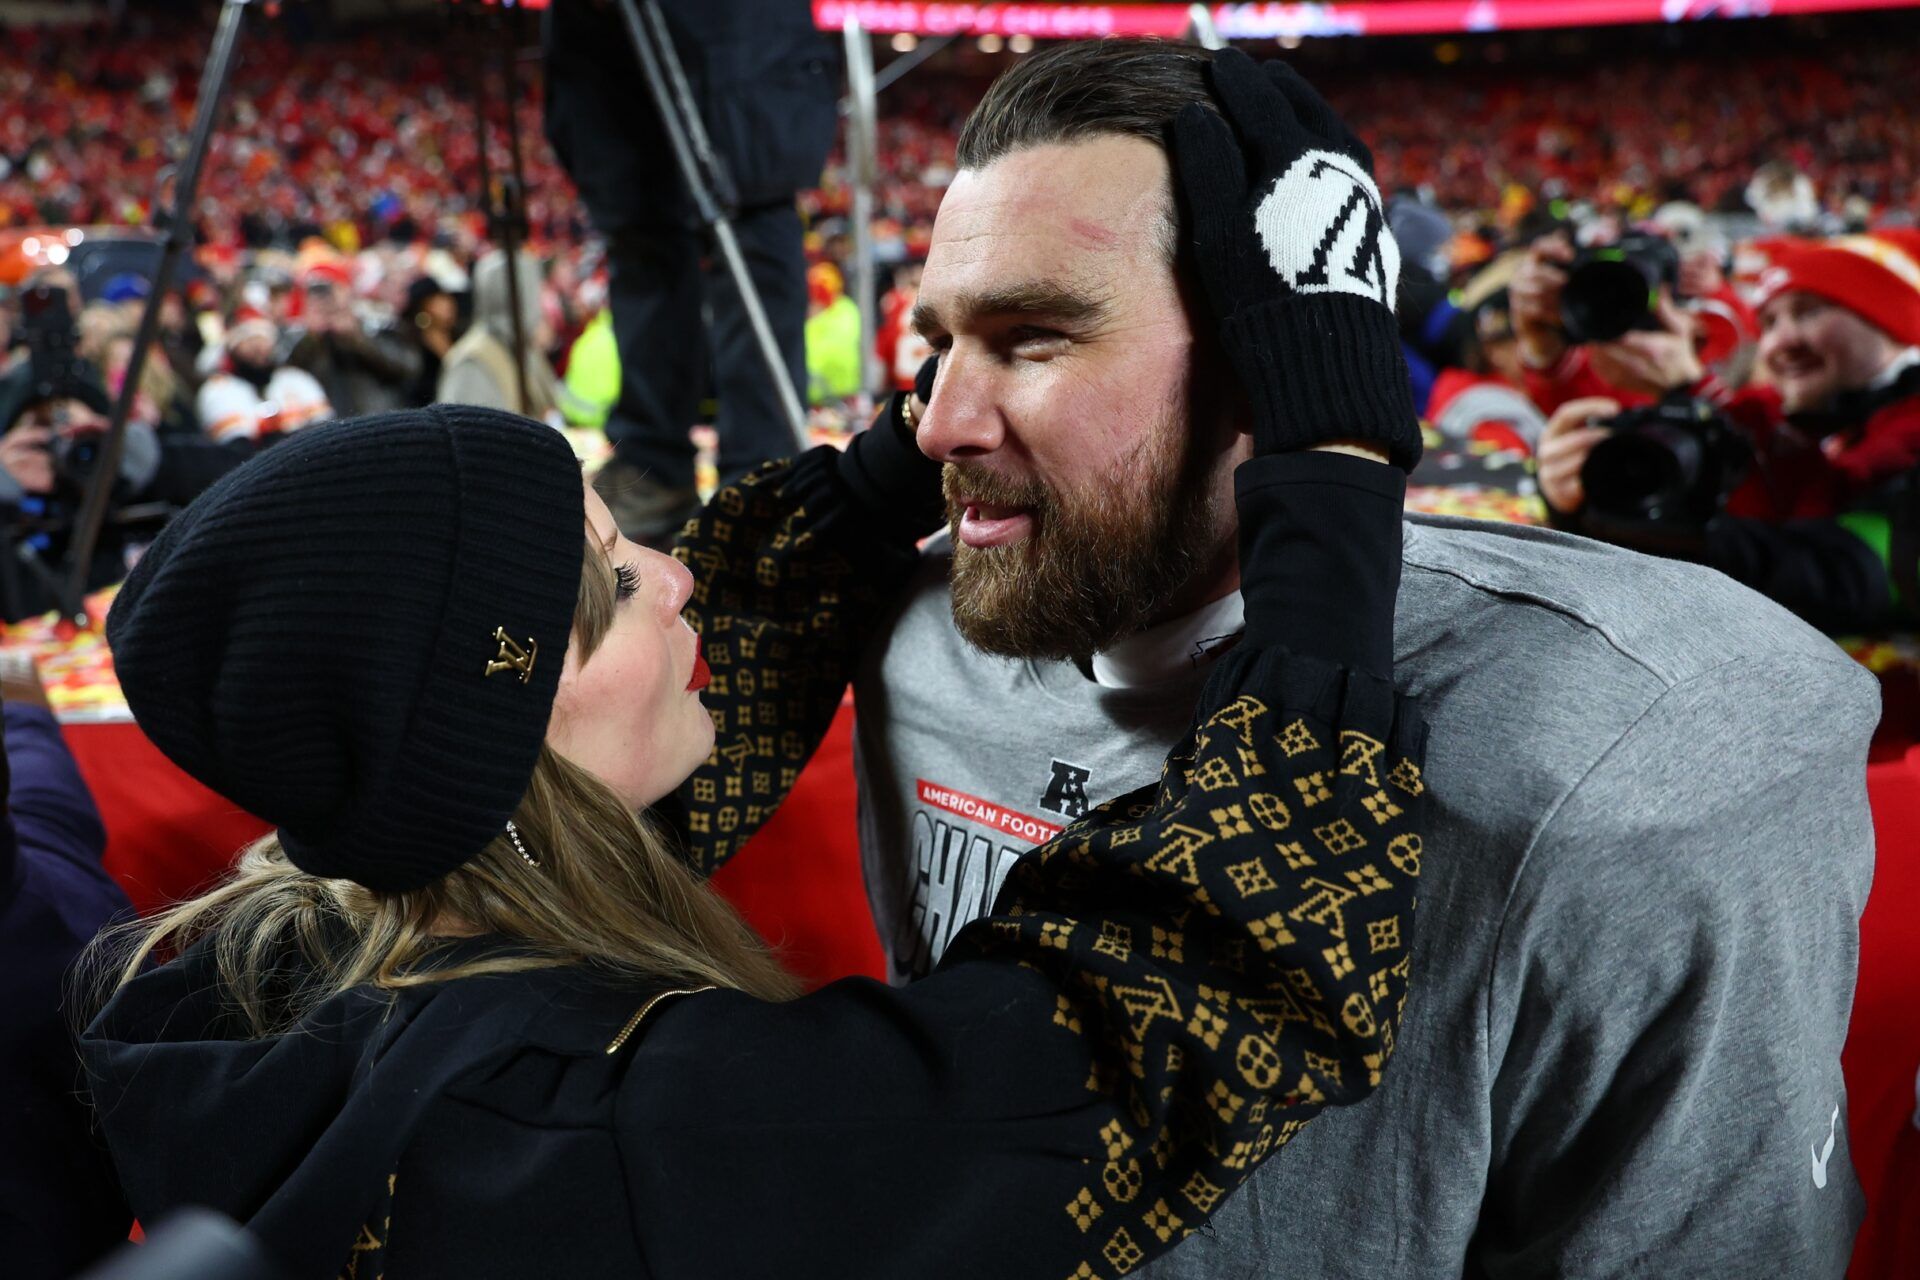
[1068,217,1121,251]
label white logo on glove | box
[1254,149,1400,308]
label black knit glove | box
[1173,50,1421,469]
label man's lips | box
[687,638,710,693]
[957,501,1034,549]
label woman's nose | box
[651,547,695,616]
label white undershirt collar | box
[1089,590,1246,689]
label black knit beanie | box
[107,406,586,892]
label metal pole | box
[872,33,956,96]
[465,16,530,417]
[613,0,809,452]
[64,0,252,623]
[494,27,533,417]
[842,16,879,408]
[1186,3,1226,49]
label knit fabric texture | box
[1172,50,1423,470]
[106,406,586,892]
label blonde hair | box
[89,533,798,1036]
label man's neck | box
[1089,549,1244,689]
[1090,588,1244,689]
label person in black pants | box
[544,0,837,541]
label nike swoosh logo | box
[1811,1103,1839,1189]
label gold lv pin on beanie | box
[107,406,586,892]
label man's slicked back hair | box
[956,39,1218,172]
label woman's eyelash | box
[614,562,642,601]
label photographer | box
[1537,235,1920,634]
[0,279,167,621]
[1511,227,1757,417]
[285,262,421,418]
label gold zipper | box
[605,985,715,1054]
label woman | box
[80,395,1425,1278]
[435,250,581,423]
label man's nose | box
[914,352,1005,462]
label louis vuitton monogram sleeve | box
[939,640,1425,1277]
[666,437,931,875]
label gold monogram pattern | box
[946,656,1425,1279]
[669,456,916,875]
[483,627,538,684]
[338,1173,395,1280]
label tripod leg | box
[613,0,809,452]
[711,218,811,452]
[63,0,253,623]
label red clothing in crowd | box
[1703,378,1920,521]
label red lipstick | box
[687,639,710,693]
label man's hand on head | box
[1171,49,1421,470]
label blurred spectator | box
[398,275,463,410]
[437,249,568,420]
[803,262,860,406]
[284,262,420,418]
[563,306,619,430]
[1510,228,1758,418]
[874,260,930,394]
[1427,277,1549,456]
[1536,234,1920,635]
[196,309,332,442]
[0,653,133,1276]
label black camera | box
[1581,397,1750,527]
[13,284,114,490]
[15,283,111,426]
[1561,232,1682,345]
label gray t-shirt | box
[853,512,1876,1276]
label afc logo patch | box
[1039,759,1092,819]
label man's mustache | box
[941,462,1053,513]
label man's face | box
[1759,290,1896,414]
[912,135,1245,659]
[232,333,275,368]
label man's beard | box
[945,412,1227,662]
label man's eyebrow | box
[911,281,1112,337]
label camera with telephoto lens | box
[1580,397,1751,527]
[1561,232,1683,345]
[13,283,113,491]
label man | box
[197,308,332,443]
[853,41,1876,1274]
[285,263,420,419]
[544,0,837,541]
[1536,233,1920,635]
